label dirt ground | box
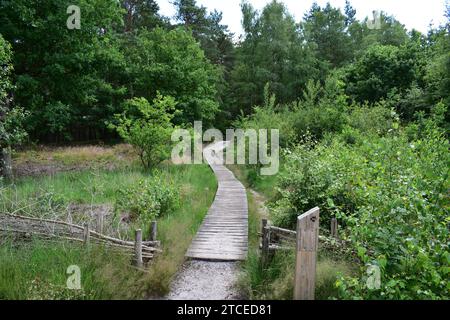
[165,260,243,300]
[12,144,136,177]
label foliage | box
[110,95,175,169]
[0,34,27,149]
[0,0,126,141]
[230,1,321,116]
[121,0,166,32]
[122,27,221,125]
[301,2,353,68]
[272,109,449,299]
[234,84,297,149]
[173,0,234,67]
[116,172,180,224]
[293,76,348,140]
[345,44,423,106]
[424,25,450,124]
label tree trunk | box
[1,147,13,180]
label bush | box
[110,94,176,169]
[233,84,297,149]
[116,173,180,224]
[346,102,397,135]
[293,77,348,140]
[272,111,449,299]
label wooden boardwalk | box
[186,141,248,261]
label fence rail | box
[0,213,161,268]
[260,216,348,258]
[259,208,353,300]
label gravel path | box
[166,260,243,300]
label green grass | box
[0,240,147,300]
[1,145,218,299]
[3,169,147,205]
[227,164,279,200]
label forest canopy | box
[0,0,448,142]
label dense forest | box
[1,0,447,143]
[0,0,449,300]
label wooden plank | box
[186,141,248,261]
[294,207,320,301]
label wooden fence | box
[260,208,349,300]
[0,213,161,268]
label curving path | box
[186,141,248,261]
[166,141,248,300]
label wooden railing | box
[0,213,161,268]
[260,216,345,256]
[260,208,351,300]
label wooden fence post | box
[134,229,143,268]
[96,212,104,234]
[331,218,338,239]
[294,207,320,300]
[261,219,270,265]
[83,223,90,246]
[149,221,157,242]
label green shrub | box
[272,113,449,299]
[346,102,397,135]
[110,94,176,169]
[116,173,180,223]
[293,77,348,140]
[233,84,297,149]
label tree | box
[351,12,410,56]
[173,0,234,127]
[0,34,27,179]
[344,0,356,27]
[173,0,234,66]
[345,44,422,109]
[0,0,126,141]
[122,27,221,125]
[121,0,166,32]
[424,24,450,123]
[110,94,176,169]
[230,1,320,116]
[302,2,353,68]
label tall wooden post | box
[149,221,157,242]
[331,218,338,239]
[96,212,104,234]
[134,229,143,268]
[261,219,270,265]
[294,207,320,300]
[83,223,90,246]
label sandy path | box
[165,261,242,300]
